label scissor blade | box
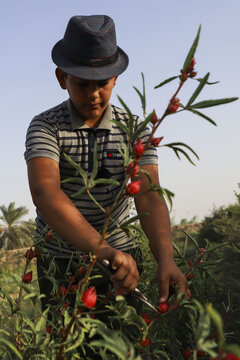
[97,259,160,314]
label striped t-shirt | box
[24,99,158,258]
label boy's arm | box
[27,156,139,294]
[134,164,190,304]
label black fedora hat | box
[51,15,129,80]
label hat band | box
[63,46,119,67]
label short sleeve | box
[24,116,60,163]
[134,117,158,166]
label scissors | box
[96,259,164,315]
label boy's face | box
[56,68,117,124]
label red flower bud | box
[22,271,32,283]
[197,350,206,357]
[63,302,70,309]
[46,326,52,334]
[125,180,141,196]
[126,161,139,177]
[199,248,206,253]
[151,109,158,124]
[140,338,150,347]
[58,284,66,297]
[189,71,197,78]
[82,286,97,308]
[187,57,196,73]
[25,249,35,262]
[183,348,191,359]
[167,97,180,114]
[78,265,86,275]
[68,276,74,283]
[45,230,54,242]
[141,313,151,325]
[158,302,169,314]
[151,136,163,147]
[24,248,41,262]
[224,354,239,360]
[181,70,188,82]
[133,139,144,157]
[70,284,78,293]
[82,254,88,262]
[186,273,194,280]
[187,259,194,268]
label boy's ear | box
[55,67,67,89]
[113,76,118,86]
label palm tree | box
[0,202,35,250]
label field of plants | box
[0,25,239,359]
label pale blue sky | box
[1,0,239,223]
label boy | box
[24,15,190,313]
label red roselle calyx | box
[126,161,139,177]
[82,286,97,308]
[180,69,188,82]
[24,248,41,262]
[45,230,54,242]
[141,313,151,325]
[187,57,196,73]
[140,338,150,346]
[125,180,141,195]
[78,265,86,275]
[183,348,191,359]
[133,139,144,157]
[58,284,67,296]
[151,109,158,124]
[167,97,180,114]
[151,136,163,147]
[158,302,169,314]
[70,285,78,293]
[22,271,32,283]
[223,353,239,360]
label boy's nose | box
[88,82,100,99]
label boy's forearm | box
[135,191,174,262]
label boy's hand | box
[157,255,191,308]
[97,246,139,295]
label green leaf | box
[120,213,148,228]
[61,177,85,185]
[183,25,201,72]
[206,303,225,348]
[0,338,22,359]
[63,153,88,182]
[196,77,219,85]
[92,141,98,180]
[133,73,146,115]
[117,95,134,137]
[187,108,217,126]
[183,230,199,248]
[191,97,238,109]
[111,119,129,134]
[132,111,154,141]
[71,186,87,198]
[163,142,199,165]
[35,308,49,345]
[186,72,210,107]
[161,187,175,211]
[117,141,130,166]
[154,76,179,89]
[94,178,120,186]
[183,236,189,257]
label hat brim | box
[51,40,129,80]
